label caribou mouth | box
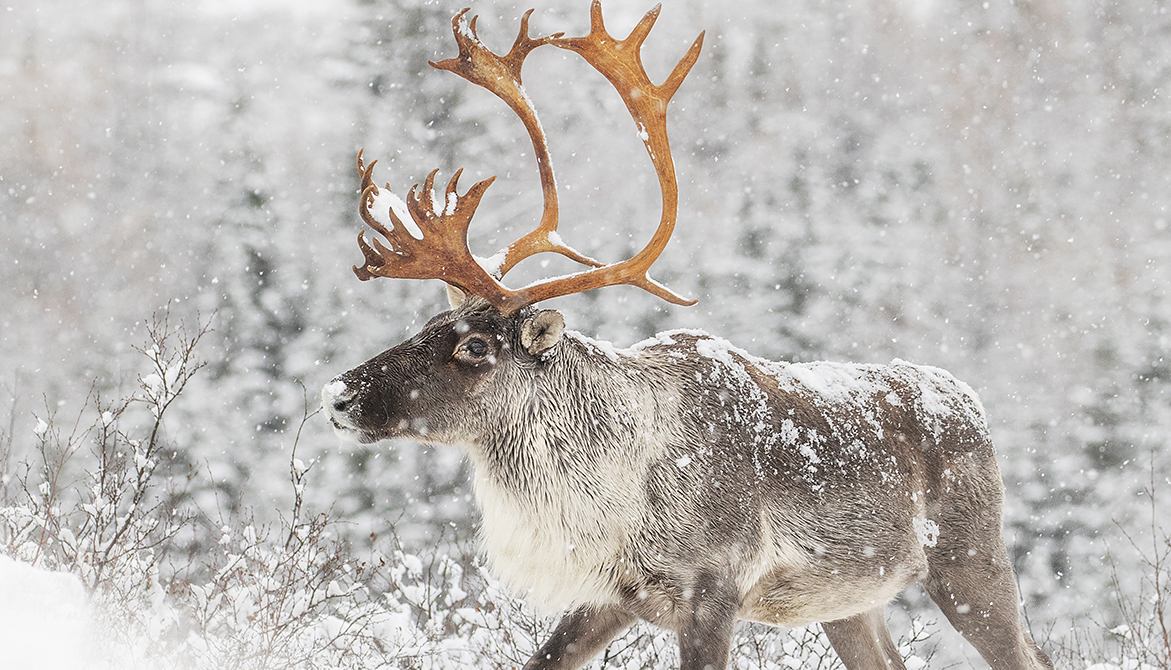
[328,419,376,444]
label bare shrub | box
[1055,470,1171,670]
[0,311,402,668]
[1,311,207,596]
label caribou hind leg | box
[923,538,1054,670]
[523,605,636,670]
[821,608,907,670]
[923,449,1054,670]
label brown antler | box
[517,1,704,307]
[354,153,512,303]
[353,2,703,315]
[430,7,602,279]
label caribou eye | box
[467,338,488,357]
[458,337,490,361]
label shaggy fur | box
[324,298,1053,670]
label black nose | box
[323,379,356,417]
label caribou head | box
[326,0,700,446]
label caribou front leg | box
[676,576,739,670]
[523,605,636,670]
[821,607,907,670]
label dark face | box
[322,302,518,445]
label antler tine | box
[498,0,703,308]
[430,7,603,280]
[355,151,438,273]
[351,156,513,303]
[354,151,398,280]
[407,168,440,222]
[355,151,386,236]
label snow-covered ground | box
[0,556,117,670]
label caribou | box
[322,4,1054,669]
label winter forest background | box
[2,0,1170,667]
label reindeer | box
[322,4,1054,669]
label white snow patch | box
[783,362,870,406]
[906,656,929,670]
[799,440,821,466]
[694,337,739,367]
[566,330,629,362]
[323,379,347,398]
[892,359,987,440]
[456,16,477,40]
[475,252,507,278]
[779,419,821,467]
[913,517,940,547]
[398,551,423,577]
[631,331,679,351]
[543,230,591,264]
[425,182,440,217]
[0,556,107,670]
[369,187,422,240]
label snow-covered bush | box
[1055,484,1171,670]
[0,312,401,668]
[1,310,205,606]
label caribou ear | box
[445,284,467,309]
[520,310,565,355]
